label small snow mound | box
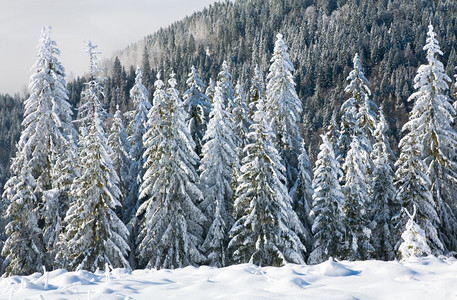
[290,277,310,288]
[52,272,93,286]
[322,258,361,277]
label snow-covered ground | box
[1,256,456,299]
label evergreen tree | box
[183,66,211,157]
[341,135,374,260]
[398,205,431,262]
[2,26,75,274]
[265,33,303,189]
[57,42,130,271]
[108,105,131,206]
[217,61,235,114]
[394,124,443,255]
[2,165,44,275]
[248,65,264,121]
[205,78,216,105]
[289,141,314,250]
[229,97,306,266]
[338,53,375,164]
[199,86,238,267]
[370,108,397,260]
[407,24,457,252]
[308,133,346,264]
[232,82,252,151]
[137,72,206,269]
[124,66,151,224]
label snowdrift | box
[1,256,456,299]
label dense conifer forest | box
[1,0,457,275]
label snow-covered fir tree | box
[205,78,216,105]
[338,53,375,164]
[265,33,303,189]
[108,105,131,206]
[341,135,374,260]
[137,72,206,269]
[182,66,211,157]
[394,124,443,255]
[308,133,346,264]
[2,165,44,275]
[248,65,264,120]
[124,66,151,224]
[232,81,252,152]
[229,97,306,267]
[370,108,397,260]
[199,86,238,267]
[2,26,76,274]
[398,205,432,262]
[57,42,130,272]
[407,24,457,252]
[289,141,314,250]
[217,61,235,114]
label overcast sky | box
[0,0,218,95]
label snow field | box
[1,256,456,299]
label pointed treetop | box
[85,41,103,81]
[168,71,177,89]
[154,71,164,89]
[424,23,443,63]
[135,65,143,84]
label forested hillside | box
[3,0,457,189]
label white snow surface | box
[1,256,456,299]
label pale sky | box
[0,0,218,95]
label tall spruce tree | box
[407,24,457,252]
[338,54,375,164]
[394,123,443,255]
[341,135,374,260]
[2,26,76,275]
[308,133,346,264]
[265,33,303,189]
[247,65,264,120]
[370,108,397,260]
[108,105,131,206]
[124,66,151,223]
[217,61,235,114]
[137,72,206,269]
[229,97,306,266]
[182,66,211,157]
[57,42,130,271]
[199,86,238,267]
[289,141,314,250]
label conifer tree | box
[289,141,314,249]
[199,86,238,267]
[2,26,76,274]
[398,205,431,262]
[229,97,306,266]
[124,66,151,223]
[137,72,206,269]
[338,53,375,164]
[232,82,252,153]
[57,42,130,271]
[265,33,303,189]
[370,108,397,260]
[308,133,346,264]
[407,24,457,252]
[248,65,264,120]
[394,125,443,254]
[183,66,211,157]
[205,78,216,105]
[217,61,235,113]
[341,135,374,260]
[108,105,131,206]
